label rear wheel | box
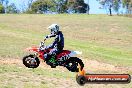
[23,54,40,68]
[65,57,84,72]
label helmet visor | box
[50,28,55,34]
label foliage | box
[30,0,55,14]
[74,0,88,13]
[28,0,34,9]
[113,0,121,13]
[28,0,88,14]
[97,0,121,15]
[67,0,88,13]
[6,3,19,13]
[122,0,132,14]
[53,0,68,13]
[0,0,4,4]
[0,3,4,13]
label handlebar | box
[44,38,46,42]
[39,38,47,50]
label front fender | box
[25,46,39,52]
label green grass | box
[0,64,75,78]
[0,14,132,66]
[0,64,76,88]
[0,14,132,88]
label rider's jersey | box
[46,31,64,50]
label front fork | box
[30,53,38,64]
[34,52,38,57]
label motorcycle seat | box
[56,50,71,59]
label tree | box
[85,0,90,14]
[26,0,34,13]
[67,0,88,13]
[28,0,34,9]
[97,0,121,16]
[86,3,90,14]
[0,3,5,13]
[52,0,68,13]
[4,0,9,13]
[75,0,88,13]
[29,0,87,14]
[122,0,132,14]
[113,0,121,15]
[19,0,27,13]
[0,0,8,7]
[30,0,55,14]
[0,0,5,4]
[6,3,18,13]
[67,0,76,13]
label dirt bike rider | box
[43,24,64,68]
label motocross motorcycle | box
[23,41,84,72]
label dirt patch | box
[0,72,131,88]
[0,57,132,88]
[0,57,21,65]
[0,57,132,73]
[83,59,132,74]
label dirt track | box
[0,57,132,73]
[0,57,131,88]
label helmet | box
[48,24,59,35]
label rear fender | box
[69,51,82,57]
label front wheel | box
[65,57,84,72]
[23,54,40,68]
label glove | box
[44,35,51,39]
[44,35,50,41]
[39,46,45,51]
[45,36,48,39]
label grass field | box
[0,14,132,88]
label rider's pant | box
[49,48,58,55]
[44,45,64,61]
[44,48,59,61]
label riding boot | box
[49,56,56,68]
[44,54,56,68]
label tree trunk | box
[29,0,33,10]
[126,3,129,14]
[87,4,90,15]
[109,5,112,16]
